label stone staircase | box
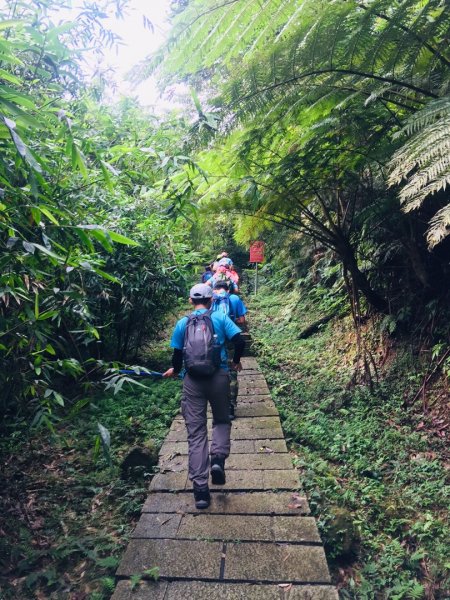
[112,356,338,599]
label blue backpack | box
[212,293,235,322]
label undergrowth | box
[0,348,181,600]
[249,287,450,599]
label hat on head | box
[218,257,232,267]
[189,283,213,299]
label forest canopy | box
[1,1,450,598]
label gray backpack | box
[183,311,221,377]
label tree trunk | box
[338,240,389,314]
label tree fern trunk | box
[338,240,388,314]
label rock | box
[324,506,359,558]
[121,442,159,479]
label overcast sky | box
[94,0,174,107]
[0,0,184,109]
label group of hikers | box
[163,252,248,509]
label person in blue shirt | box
[163,283,245,509]
[211,281,248,418]
[201,264,213,283]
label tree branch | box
[233,68,439,107]
[357,2,450,69]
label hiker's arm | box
[172,348,183,373]
[163,348,183,378]
[230,333,245,371]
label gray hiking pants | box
[181,370,231,489]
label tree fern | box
[388,96,450,246]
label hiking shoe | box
[210,455,226,485]
[193,486,211,509]
[229,403,236,420]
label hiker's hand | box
[231,361,242,372]
[163,368,175,378]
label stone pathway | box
[112,357,338,599]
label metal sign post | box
[249,241,265,295]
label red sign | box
[250,241,265,263]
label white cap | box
[189,283,213,299]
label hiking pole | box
[119,369,163,378]
[119,369,183,379]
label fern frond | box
[427,203,450,247]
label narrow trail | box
[112,356,338,599]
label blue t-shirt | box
[171,309,241,370]
[212,292,247,321]
[229,294,247,319]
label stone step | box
[159,439,288,456]
[234,404,279,417]
[235,394,274,404]
[149,469,300,492]
[172,416,282,431]
[237,373,266,382]
[166,425,285,442]
[112,580,338,600]
[132,513,321,543]
[240,357,259,369]
[158,452,293,472]
[142,491,309,515]
[116,539,331,583]
[236,385,270,395]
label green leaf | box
[30,206,41,225]
[96,556,119,568]
[39,206,59,225]
[32,243,64,262]
[75,227,94,252]
[0,20,23,31]
[190,88,203,115]
[130,574,141,590]
[106,230,140,246]
[71,141,88,178]
[92,267,120,284]
[37,310,58,321]
[34,293,39,320]
[53,392,64,407]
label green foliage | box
[0,374,181,599]
[250,287,450,597]
[148,0,450,319]
[0,3,196,422]
[389,96,450,247]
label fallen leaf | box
[279,583,293,590]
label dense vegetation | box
[250,278,449,597]
[1,0,449,598]
[0,1,198,424]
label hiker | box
[201,264,213,283]
[212,280,247,324]
[207,264,239,293]
[212,251,232,272]
[217,254,233,268]
[211,281,248,419]
[228,264,239,287]
[163,283,245,509]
